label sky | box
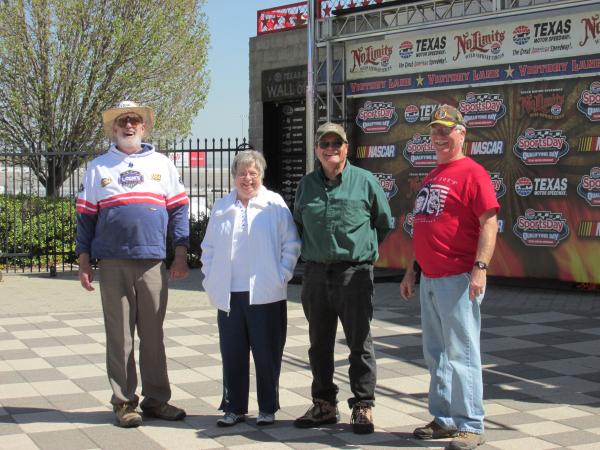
[191,0,288,141]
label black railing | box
[0,138,248,274]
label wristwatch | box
[474,261,488,270]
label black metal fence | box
[0,138,248,274]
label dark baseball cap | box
[428,104,465,128]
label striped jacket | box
[76,144,189,259]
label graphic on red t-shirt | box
[412,157,499,278]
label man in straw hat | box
[400,104,499,450]
[293,122,393,434]
[76,101,190,427]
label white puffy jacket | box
[200,186,301,312]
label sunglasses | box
[318,140,344,149]
[116,115,143,127]
[430,126,456,136]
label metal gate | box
[0,138,248,274]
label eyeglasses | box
[318,140,344,149]
[430,126,456,136]
[116,115,143,127]
[236,171,260,179]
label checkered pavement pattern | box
[1,288,600,449]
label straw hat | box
[102,100,155,138]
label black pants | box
[301,261,376,408]
[217,292,287,414]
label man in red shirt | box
[400,105,499,450]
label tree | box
[0,0,209,196]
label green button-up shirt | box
[293,161,393,263]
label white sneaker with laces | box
[256,412,275,426]
[216,412,245,427]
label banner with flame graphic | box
[351,77,600,283]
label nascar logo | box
[355,145,397,159]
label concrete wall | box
[248,29,307,153]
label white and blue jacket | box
[76,144,189,259]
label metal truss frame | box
[310,0,597,128]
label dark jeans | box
[217,292,287,414]
[301,261,376,408]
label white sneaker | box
[216,412,245,427]
[256,412,275,426]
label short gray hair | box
[231,150,266,179]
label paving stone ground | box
[0,270,599,449]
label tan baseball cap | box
[315,122,348,143]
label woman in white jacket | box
[201,150,301,427]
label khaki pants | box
[99,259,170,408]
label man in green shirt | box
[293,122,393,434]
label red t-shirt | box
[412,157,499,278]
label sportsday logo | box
[489,172,507,199]
[356,101,398,133]
[514,177,567,197]
[402,133,437,167]
[458,93,506,127]
[577,166,600,207]
[577,81,600,122]
[513,128,569,165]
[513,209,569,247]
[355,145,396,159]
[403,212,414,237]
[372,173,399,200]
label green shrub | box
[1,194,210,271]
[166,212,209,269]
[0,195,77,269]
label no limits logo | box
[453,29,505,61]
[350,44,393,74]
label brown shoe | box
[141,402,186,421]
[446,431,485,450]
[414,420,457,439]
[114,402,142,428]
[293,399,340,428]
[351,401,374,434]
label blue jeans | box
[419,273,484,434]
